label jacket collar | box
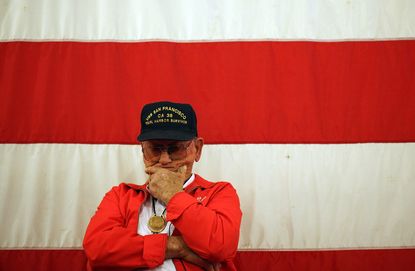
[185,174,214,192]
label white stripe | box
[1,0,414,41]
[0,143,414,249]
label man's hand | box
[145,165,187,204]
[166,236,220,271]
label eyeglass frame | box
[140,139,195,162]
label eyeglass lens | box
[142,141,191,161]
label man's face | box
[141,138,204,178]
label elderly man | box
[83,101,242,271]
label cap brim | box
[137,130,196,141]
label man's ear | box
[194,137,204,162]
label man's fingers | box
[145,166,154,175]
[146,165,186,176]
[145,166,161,175]
[183,252,213,271]
[177,165,187,176]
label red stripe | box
[0,250,87,271]
[234,249,415,271]
[1,41,414,144]
[1,249,414,271]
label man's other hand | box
[166,236,220,271]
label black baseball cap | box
[137,101,198,141]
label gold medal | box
[147,215,166,233]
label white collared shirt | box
[137,174,195,270]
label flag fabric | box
[1,1,415,270]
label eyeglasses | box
[141,140,194,162]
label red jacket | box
[83,174,242,270]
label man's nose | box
[158,150,172,164]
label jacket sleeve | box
[83,185,167,270]
[166,183,242,263]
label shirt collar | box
[183,173,195,189]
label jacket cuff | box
[166,191,198,221]
[143,233,167,268]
